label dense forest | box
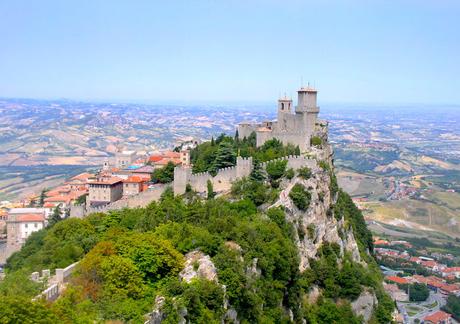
[0,135,394,323]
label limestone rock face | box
[179,250,218,283]
[146,296,166,324]
[272,163,361,272]
[351,290,378,323]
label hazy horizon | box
[1,0,459,104]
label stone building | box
[87,178,123,207]
[115,150,136,169]
[122,176,146,197]
[238,86,326,152]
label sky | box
[0,0,459,104]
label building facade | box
[238,86,327,152]
[87,178,123,207]
[115,150,136,169]
[5,208,45,260]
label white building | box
[5,208,46,259]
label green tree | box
[443,294,460,320]
[0,296,59,323]
[0,270,45,298]
[48,205,62,227]
[250,159,265,182]
[266,159,287,187]
[231,178,270,206]
[151,161,175,183]
[39,189,48,206]
[211,141,236,174]
[207,180,215,200]
[74,193,88,206]
[289,183,311,211]
[409,283,429,302]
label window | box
[34,223,38,228]
[25,223,28,228]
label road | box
[397,291,447,323]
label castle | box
[238,86,326,152]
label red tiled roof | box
[440,284,460,293]
[88,177,123,185]
[164,151,180,158]
[44,196,71,203]
[421,260,437,268]
[124,176,145,183]
[155,158,180,166]
[443,267,460,273]
[71,172,94,181]
[149,155,163,163]
[16,214,45,222]
[386,276,409,285]
[424,310,451,323]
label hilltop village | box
[1,87,459,323]
[0,87,328,263]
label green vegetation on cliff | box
[191,133,299,174]
[0,138,394,323]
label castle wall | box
[69,153,322,217]
[260,155,317,171]
[238,124,258,139]
[173,157,253,195]
[189,172,212,193]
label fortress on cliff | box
[238,86,326,152]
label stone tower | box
[277,96,293,131]
[296,86,319,133]
[278,96,292,114]
[180,150,191,167]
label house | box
[5,208,46,259]
[421,260,443,272]
[123,176,147,197]
[374,239,390,246]
[439,283,460,296]
[148,151,182,169]
[423,310,452,324]
[441,267,460,279]
[115,150,137,169]
[130,165,155,180]
[410,256,421,264]
[385,276,409,285]
[88,177,123,207]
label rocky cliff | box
[272,164,362,271]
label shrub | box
[266,160,288,187]
[307,224,316,239]
[311,136,322,147]
[298,167,312,180]
[318,160,330,171]
[285,168,295,180]
[289,184,311,211]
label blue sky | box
[0,0,459,104]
